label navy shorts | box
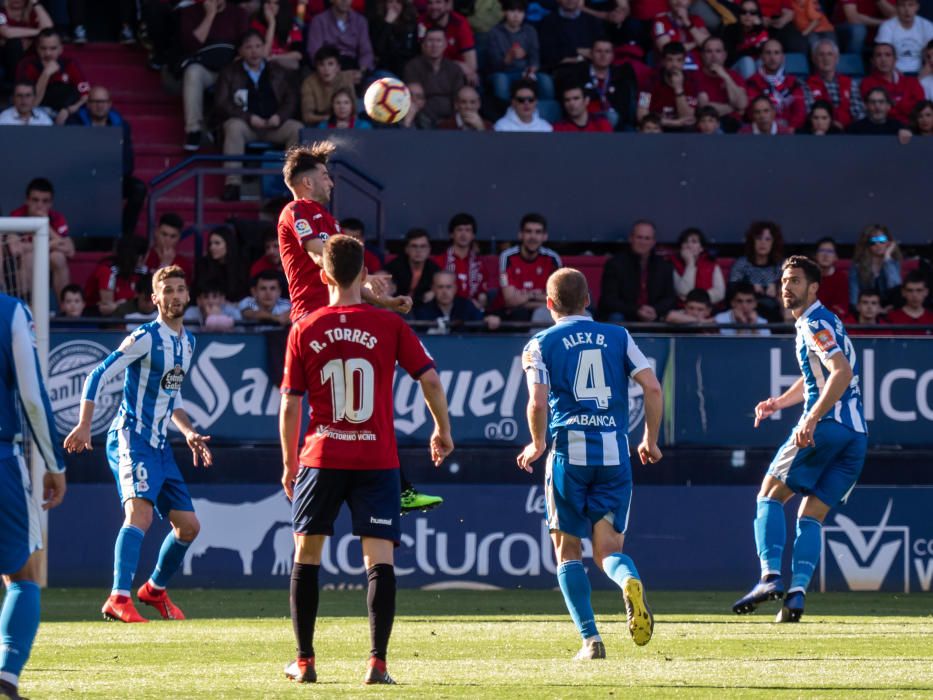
[292,467,401,544]
[106,428,195,518]
[545,452,633,539]
[0,455,41,574]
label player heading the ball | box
[279,234,453,685]
[64,266,213,624]
[518,268,662,660]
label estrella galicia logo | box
[48,340,122,436]
[161,364,185,392]
[820,499,910,593]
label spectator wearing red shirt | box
[740,93,795,132]
[813,237,850,316]
[433,212,488,308]
[672,227,725,306]
[844,289,887,334]
[498,213,562,322]
[745,39,806,131]
[633,0,669,21]
[804,39,864,130]
[755,0,806,51]
[84,235,145,316]
[418,0,477,84]
[249,0,305,72]
[0,0,52,80]
[861,42,924,124]
[637,42,698,130]
[886,271,933,332]
[144,213,194,284]
[722,0,770,77]
[339,217,383,275]
[651,0,710,69]
[553,84,614,131]
[696,36,748,131]
[15,28,88,125]
[834,0,894,54]
[249,229,290,299]
[9,177,74,298]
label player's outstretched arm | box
[361,282,413,315]
[172,408,213,468]
[517,383,549,473]
[419,369,453,466]
[754,377,805,428]
[633,368,663,465]
[279,393,303,499]
[793,354,853,448]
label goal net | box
[0,216,51,585]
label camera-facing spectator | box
[638,112,663,132]
[183,285,242,331]
[194,227,250,303]
[403,27,465,123]
[249,0,304,72]
[385,228,442,307]
[672,227,725,306]
[340,218,383,274]
[849,224,902,310]
[729,221,784,320]
[722,0,769,76]
[637,42,698,131]
[0,81,52,125]
[0,0,52,81]
[745,39,806,131]
[249,229,289,293]
[15,28,88,125]
[301,46,357,127]
[695,37,748,131]
[57,284,85,318]
[696,104,722,132]
[598,219,676,322]
[804,39,864,130]
[9,177,74,297]
[651,0,710,68]
[418,0,478,85]
[486,0,544,102]
[886,271,933,331]
[715,281,771,335]
[844,289,887,334]
[398,81,436,128]
[433,212,487,308]
[239,269,292,327]
[665,287,715,326]
[553,84,613,131]
[369,0,420,78]
[739,94,794,134]
[876,0,933,74]
[848,87,907,134]
[498,213,562,322]
[307,0,374,71]
[437,86,492,130]
[114,273,159,330]
[494,78,553,131]
[414,270,501,331]
[537,0,605,75]
[179,0,249,152]
[85,235,145,316]
[144,213,193,283]
[798,99,844,134]
[561,38,638,130]
[67,85,147,235]
[217,30,302,202]
[907,98,933,135]
[318,87,373,130]
[813,237,849,316]
[861,42,924,124]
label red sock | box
[369,657,386,673]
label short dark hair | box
[903,270,928,288]
[729,280,757,301]
[36,28,60,43]
[25,177,53,198]
[404,227,430,244]
[874,41,896,57]
[685,288,712,306]
[700,36,724,51]
[662,41,687,57]
[696,105,719,121]
[60,284,83,301]
[254,269,283,285]
[239,29,264,48]
[12,81,36,94]
[866,87,891,105]
[639,113,662,129]
[313,46,341,65]
[197,283,226,298]
[340,217,365,234]
[857,289,881,301]
[750,94,773,110]
[422,26,447,40]
[810,99,835,118]
[815,236,836,249]
[158,212,184,230]
[561,84,586,100]
[782,255,822,286]
[322,235,364,288]
[136,274,153,297]
[547,268,589,315]
[520,212,547,230]
[500,0,527,10]
[510,78,538,99]
[677,227,708,248]
[283,141,335,187]
[448,212,477,235]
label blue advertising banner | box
[48,331,931,447]
[48,484,933,592]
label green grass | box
[13,590,933,698]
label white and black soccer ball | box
[363,77,411,124]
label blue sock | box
[556,561,598,640]
[112,525,145,595]
[0,581,40,687]
[754,497,786,578]
[150,534,192,589]
[602,552,640,588]
[790,517,822,593]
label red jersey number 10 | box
[321,358,375,423]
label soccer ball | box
[363,78,411,124]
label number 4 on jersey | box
[573,349,612,409]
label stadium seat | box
[784,53,810,78]
[838,54,865,77]
[537,99,563,125]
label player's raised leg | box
[592,519,653,647]
[103,496,152,623]
[138,508,200,621]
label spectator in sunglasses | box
[722,0,770,77]
[494,78,553,131]
[849,224,903,311]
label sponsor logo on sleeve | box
[295,219,313,237]
[813,329,837,352]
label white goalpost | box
[0,216,51,586]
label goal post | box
[0,216,51,586]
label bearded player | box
[279,141,443,514]
[64,266,213,623]
[279,235,453,684]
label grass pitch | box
[15,589,933,698]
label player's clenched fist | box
[637,439,662,465]
[516,443,544,473]
[63,423,92,453]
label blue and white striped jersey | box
[523,315,651,466]
[794,301,866,433]
[82,318,196,448]
[0,294,65,472]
